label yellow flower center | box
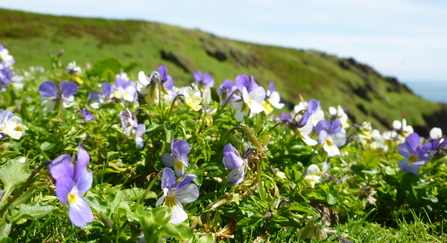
[409,155,418,163]
[164,194,176,207]
[68,193,77,205]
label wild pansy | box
[304,162,331,188]
[80,108,94,121]
[162,139,190,177]
[0,67,12,92]
[158,65,174,93]
[281,112,317,146]
[65,61,83,83]
[163,87,183,109]
[231,75,265,121]
[10,75,24,90]
[39,81,78,111]
[178,86,203,111]
[0,44,15,69]
[191,71,213,106]
[218,79,236,106]
[193,71,214,90]
[222,143,247,185]
[428,127,445,153]
[315,119,347,157]
[89,82,114,108]
[66,61,81,74]
[393,118,413,138]
[261,83,285,115]
[0,109,26,140]
[306,99,325,126]
[398,132,432,174]
[329,105,349,129]
[155,168,199,224]
[119,109,146,148]
[294,100,308,114]
[138,71,160,104]
[204,106,217,126]
[48,144,93,227]
[114,72,137,102]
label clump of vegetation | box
[0,43,446,242]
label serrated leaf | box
[0,158,29,200]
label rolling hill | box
[0,8,443,134]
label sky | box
[1,0,447,82]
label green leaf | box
[0,218,12,241]
[0,158,29,201]
[197,234,214,243]
[8,202,53,224]
[39,142,54,151]
[326,190,338,205]
[152,206,171,226]
[288,202,319,216]
[158,223,193,241]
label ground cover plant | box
[0,43,446,242]
[1,8,442,134]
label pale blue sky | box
[1,0,447,82]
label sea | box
[402,81,447,103]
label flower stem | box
[240,123,267,201]
[139,173,160,204]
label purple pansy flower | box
[0,67,12,91]
[134,123,146,149]
[162,139,190,177]
[398,133,433,174]
[194,71,214,90]
[281,111,317,146]
[0,44,15,69]
[80,108,94,121]
[315,119,347,157]
[222,143,247,185]
[49,144,93,227]
[0,108,26,140]
[307,99,325,126]
[89,82,114,108]
[230,75,265,121]
[155,168,199,224]
[39,81,78,110]
[263,83,284,114]
[218,79,235,105]
[158,65,174,92]
[119,109,146,149]
[114,73,137,102]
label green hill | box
[0,8,441,132]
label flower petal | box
[39,81,58,98]
[315,120,330,134]
[162,153,176,167]
[60,81,78,97]
[174,183,199,204]
[68,195,94,227]
[398,158,420,174]
[55,177,75,204]
[161,168,176,189]
[76,169,93,195]
[169,201,188,224]
[75,144,90,181]
[49,154,74,180]
[228,166,245,185]
[172,140,191,157]
[332,132,347,147]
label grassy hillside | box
[0,8,440,131]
